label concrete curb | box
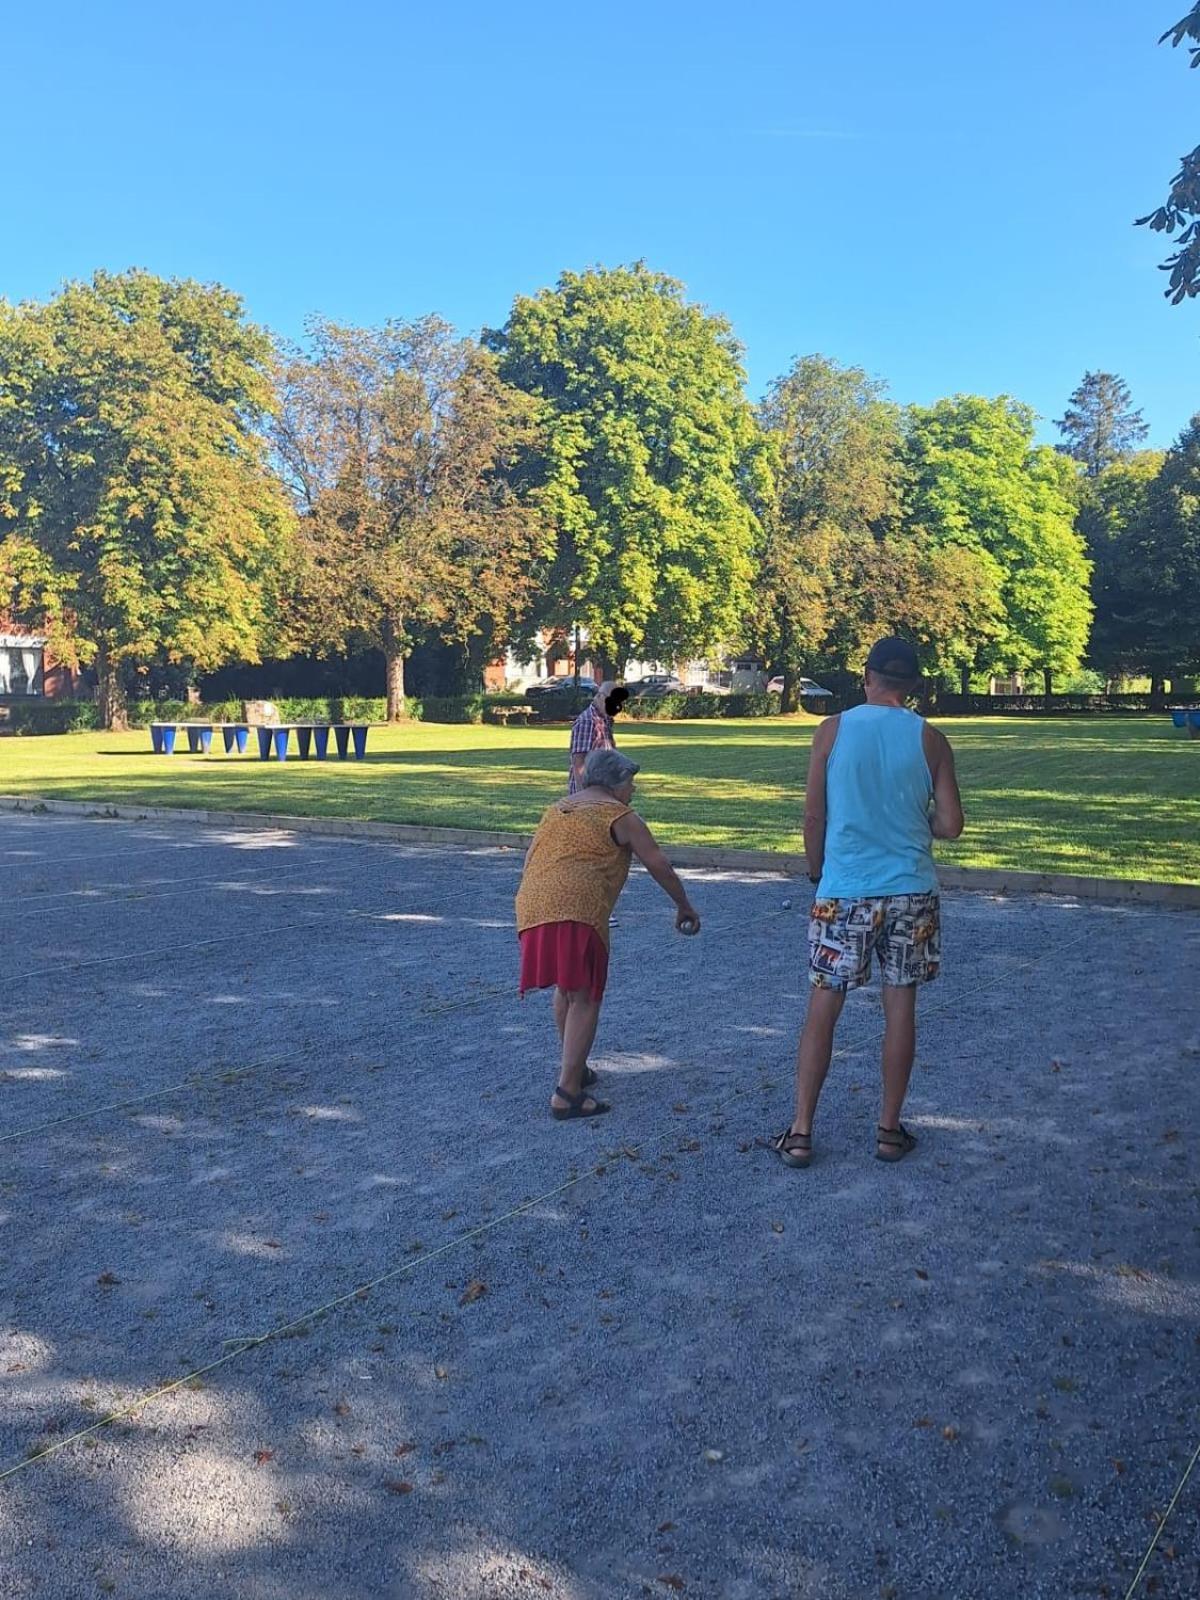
[3,793,1199,910]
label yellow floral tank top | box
[515,800,633,949]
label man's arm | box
[611,811,701,931]
[568,712,591,786]
[803,717,838,882]
[924,725,965,840]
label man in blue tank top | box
[773,637,964,1168]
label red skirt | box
[519,920,610,1003]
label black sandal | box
[772,1128,813,1168]
[551,1085,612,1121]
[876,1123,917,1162]
[581,1066,598,1088]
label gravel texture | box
[0,810,1197,1600]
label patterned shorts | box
[808,893,941,991]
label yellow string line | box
[1121,1435,1200,1600]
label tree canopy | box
[485,264,768,677]
[272,316,549,718]
[1055,372,1148,477]
[1137,6,1200,303]
[904,396,1092,688]
[0,270,292,726]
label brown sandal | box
[876,1124,917,1162]
[772,1128,813,1168]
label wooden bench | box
[484,705,537,728]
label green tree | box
[1055,371,1148,477]
[756,356,904,709]
[272,317,549,720]
[0,270,292,727]
[1076,452,1164,681]
[485,264,768,677]
[1086,424,1200,693]
[1137,6,1200,303]
[904,396,1093,695]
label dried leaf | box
[394,1442,416,1458]
[915,1269,929,1281]
[941,1426,959,1442]
[96,1272,121,1287]
[913,1416,933,1428]
[459,1280,487,1306]
[253,1449,274,1465]
[385,1479,414,1495]
[434,1365,448,1381]
[657,1521,676,1533]
[333,1400,351,1417]
[658,1578,686,1592]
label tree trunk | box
[381,618,408,722]
[96,643,128,731]
[780,667,800,715]
[959,662,970,702]
[1149,674,1166,711]
[1043,667,1053,708]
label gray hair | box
[583,748,640,791]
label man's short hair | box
[583,748,640,791]
[865,635,922,690]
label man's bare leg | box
[879,983,917,1135]
[791,985,847,1135]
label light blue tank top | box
[817,705,937,898]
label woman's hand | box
[675,903,701,936]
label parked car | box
[627,674,685,697]
[524,676,601,700]
[766,676,833,698]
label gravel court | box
[0,814,1197,1599]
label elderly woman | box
[516,748,701,1119]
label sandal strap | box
[775,1129,812,1150]
[877,1124,914,1145]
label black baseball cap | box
[865,636,921,680]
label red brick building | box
[0,626,81,702]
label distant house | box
[484,627,752,692]
[0,627,80,702]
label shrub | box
[7,700,100,734]
[624,690,782,720]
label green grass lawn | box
[2,715,1196,882]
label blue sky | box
[6,1,1196,445]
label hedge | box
[623,691,783,720]
[5,692,533,733]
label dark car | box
[524,676,602,700]
[627,674,685,697]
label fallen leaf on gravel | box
[263,1240,281,1250]
[913,1417,933,1428]
[96,1272,121,1287]
[1050,1059,1062,1073]
[658,1578,686,1592]
[385,1480,414,1495]
[333,1400,351,1417]
[672,1103,688,1113]
[1116,1263,1150,1280]
[459,1280,487,1306]
[434,1365,448,1381]
[394,1442,416,1457]
[253,1449,274,1465]
[888,1300,904,1310]
[1112,1459,1126,1474]
[657,1521,676,1533]
[941,1426,959,1442]
[914,1269,929,1281]
[1162,1129,1180,1142]
[351,1444,366,1457]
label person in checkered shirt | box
[568,681,629,793]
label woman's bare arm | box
[611,811,701,931]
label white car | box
[767,676,833,698]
